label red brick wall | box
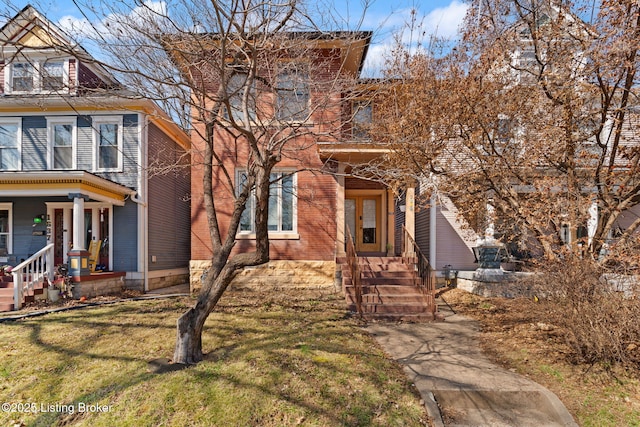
[189,46,350,262]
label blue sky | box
[1,0,469,74]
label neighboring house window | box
[47,117,76,170]
[276,68,309,121]
[0,119,21,170]
[92,116,123,172]
[352,100,372,139]
[42,61,65,91]
[5,59,69,94]
[0,203,11,256]
[225,72,256,123]
[12,62,34,92]
[238,170,296,233]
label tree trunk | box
[173,307,206,364]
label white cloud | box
[423,0,469,39]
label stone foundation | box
[456,270,534,298]
[71,272,126,299]
[148,273,189,291]
[189,260,336,293]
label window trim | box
[92,116,124,172]
[4,58,70,95]
[236,169,299,239]
[0,202,13,255]
[0,118,22,171]
[47,116,77,170]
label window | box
[225,73,256,123]
[12,62,34,92]
[0,119,21,170]
[47,117,76,170]
[276,68,309,121]
[6,59,68,94]
[238,170,296,234]
[42,61,65,91]
[92,116,123,171]
[352,100,372,139]
[0,203,12,256]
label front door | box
[345,195,382,253]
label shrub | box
[528,258,640,369]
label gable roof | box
[0,4,120,88]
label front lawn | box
[0,289,429,427]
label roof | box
[0,4,121,88]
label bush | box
[529,258,640,369]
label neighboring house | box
[0,6,190,309]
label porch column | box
[404,187,416,257]
[404,187,415,238]
[68,193,90,277]
[71,195,86,250]
[587,200,598,246]
[335,163,346,257]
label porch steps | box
[0,275,48,312]
[340,256,438,322]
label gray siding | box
[21,116,47,170]
[112,201,138,271]
[147,122,190,271]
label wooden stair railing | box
[345,225,363,318]
[402,226,437,317]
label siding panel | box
[147,122,190,270]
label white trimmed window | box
[47,117,77,170]
[0,203,12,256]
[0,119,21,171]
[92,116,123,172]
[238,170,297,234]
[6,59,69,94]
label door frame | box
[345,189,386,253]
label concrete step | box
[346,293,429,305]
[348,301,432,314]
[360,312,439,322]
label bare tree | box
[371,0,640,264]
[51,0,370,364]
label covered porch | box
[0,171,135,310]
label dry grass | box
[0,288,430,427]
[441,287,640,427]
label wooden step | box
[0,301,14,311]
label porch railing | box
[345,225,363,318]
[402,226,437,316]
[12,243,54,310]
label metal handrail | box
[12,243,54,310]
[402,226,437,316]
[345,225,363,318]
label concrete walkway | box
[366,301,577,427]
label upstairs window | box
[92,116,123,172]
[6,59,68,94]
[0,119,21,171]
[276,68,309,122]
[47,117,76,170]
[352,100,373,139]
[42,61,65,91]
[12,62,34,92]
[224,72,257,124]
